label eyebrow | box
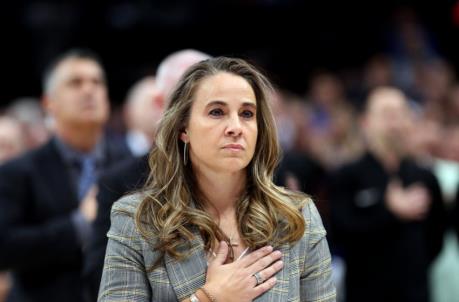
[206,100,257,109]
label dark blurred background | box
[0,1,457,106]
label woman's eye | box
[209,108,224,116]
[241,110,254,119]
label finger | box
[386,181,403,200]
[409,194,430,208]
[252,276,277,297]
[91,185,99,197]
[87,185,98,197]
[417,200,430,213]
[213,241,228,265]
[407,186,428,199]
[416,190,430,204]
[247,250,282,275]
[239,245,273,267]
[408,201,429,219]
[251,260,283,286]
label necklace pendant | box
[229,240,239,247]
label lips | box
[223,144,244,150]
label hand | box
[79,185,98,222]
[385,180,431,221]
[203,241,283,302]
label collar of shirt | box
[53,136,105,168]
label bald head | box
[365,87,409,115]
[155,49,211,103]
[0,116,26,164]
[124,76,160,137]
[124,49,211,141]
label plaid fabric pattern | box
[98,194,336,302]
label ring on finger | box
[253,271,264,285]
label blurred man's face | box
[45,58,109,129]
[0,117,25,164]
[364,90,413,153]
[126,78,160,137]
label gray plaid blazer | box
[98,193,336,302]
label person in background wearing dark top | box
[270,90,328,223]
[84,49,211,300]
[0,49,130,302]
[0,115,28,302]
[274,151,325,199]
[274,151,328,225]
[330,87,446,302]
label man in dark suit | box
[0,49,130,302]
[330,87,446,302]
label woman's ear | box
[180,130,189,143]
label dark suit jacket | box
[330,152,446,302]
[274,151,325,198]
[84,154,149,300]
[0,138,129,302]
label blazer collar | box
[164,227,291,301]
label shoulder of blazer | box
[108,191,161,260]
[111,192,145,216]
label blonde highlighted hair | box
[136,57,308,262]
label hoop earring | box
[183,142,188,166]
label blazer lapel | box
[164,227,207,301]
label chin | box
[76,118,106,128]
[221,160,250,173]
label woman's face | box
[182,72,258,175]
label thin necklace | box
[208,247,249,262]
[227,230,239,247]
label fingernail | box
[265,246,273,252]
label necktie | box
[78,156,96,200]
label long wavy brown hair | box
[136,57,308,262]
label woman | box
[98,57,336,302]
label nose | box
[80,77,103,96]
[81,80,96,94]
[225,113,242,137]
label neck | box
[56,125,103,152]
[369,143,401,173]
[195,169,246,217]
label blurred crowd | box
[1,11,459,302]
